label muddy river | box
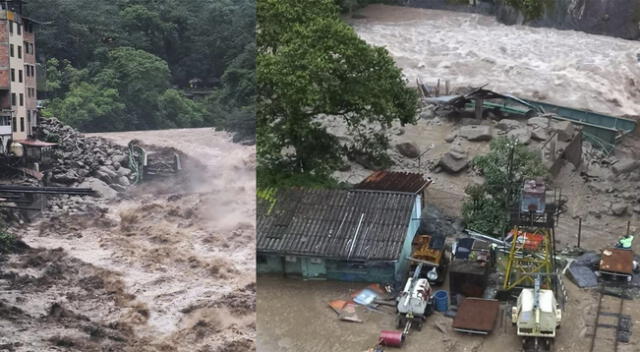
[0,128,255,351]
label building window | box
[31,65,35,76]
[18,70,22,83]
[19,93,23,106]
[12,117,16,132]
[20,117,24,132]
[17,23,21,35]
[10,44,13,57]
[11,93,16,106]
[10,69,14,82]
[17,45,21,59]
[9,21,12,34]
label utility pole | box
[502,142,516,241]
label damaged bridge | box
[423,86,637,152]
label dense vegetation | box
[462,137,547,236]
[27,0,255,142]
[257,0,418,187]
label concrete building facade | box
[0,1,37,154]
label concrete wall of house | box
[394,195,423,283]
[8,13,26,140]
[257,254,284,274]
[257,195,423,284]
[22,20,35,135]
[325,260,396,283]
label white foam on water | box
[353,6,640,117]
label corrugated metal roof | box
[257,188,417,261]
[355,171,431,194]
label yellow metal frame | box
[503,226,553,290]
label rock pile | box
[37,117,134,200]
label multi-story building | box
[0,0,38,154]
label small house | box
[257,188,422,284]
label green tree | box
[462,137,548,236]
[27,0,255,138]
[106,47,171,128]
[45,81,126,132]
[502,0,552,22]
[257,0,417,180]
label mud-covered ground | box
[0,128,255,351]
[257,273,640,352]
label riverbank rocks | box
[439,145,469,173]
[612,159,640,175]
[507,128,531,144]
[78,177,117,200]
[610,203,628,216]
[37,117,133,193]
[527,116,550,129]
[395,142,420,158]
[531,127,549,141]
[458,125,492,141]
[496,119,522,131]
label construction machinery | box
[127,140,181,184]
[379,263,433,347]
[512,276,562,352]
[501,180,565,351]
[409,234,449,285]
[503,180,559,292]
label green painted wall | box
[256,194,424,285]
[257,254,284,274]
[302,257,327,279]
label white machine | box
[396,264,433,332]
[512,278,562,351]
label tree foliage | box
[257,0,417,182]
[502,0,553,22]
[27,0,255,139]
[462,137,547,236]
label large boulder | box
[51,170,80,184]
[438,147,469,173]
[78,177,118,200]
[395,142,420,159]
[527,116,550,129]
[552,121,576,142]
[496,119,523,131]
[612,159,640,175]
[458,125,492,142]
[531,127,549,141]
[610,203,628,216]
[117,167,132,177]
[507,128,532,145]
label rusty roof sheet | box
[599,248,633,274]
[355,171,431,194]
[452,298,500,333]
[257,188,417,261]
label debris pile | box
[37,118,134,195]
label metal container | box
[379,330,404,347]
[434,290,449,312]
[521,179,546,214]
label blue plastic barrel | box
[433,290,448,312]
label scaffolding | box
[503,226,554,290]
[501,180,562,293]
